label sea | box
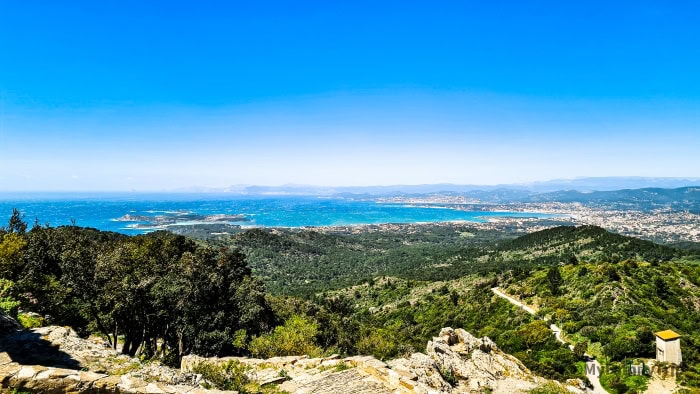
[0,193,555,234]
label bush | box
[18,312,44,328]
[528,382,571,394]
[249,315,322,358]
[356,328,398,360]
[0,279,20,318]
[573,341,588,359]
[611,382,629,394]
[0,297,20,318]
[193,360,250,392]
[439,366,457,387]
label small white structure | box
[655,329,682,365]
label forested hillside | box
[221,225,687,296]
[524,186,700,212]
[500,256,700,389]
[2,209,699,391]
[220,224,513,296]
[0,209,273,364]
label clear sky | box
[1,1,698,191]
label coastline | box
[2,196,698,243]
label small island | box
[113,212,249,230]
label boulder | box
[425,327,540,393]
[0,326,226,393]
[0,325,584,394]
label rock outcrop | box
[182,327,586,394]
[0,324,207,393]
[0,322,585,394]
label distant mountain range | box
[522,186,700,209]
[164,178,700,211]
[508,176,700,192]
[183,176,700,196]
[3,177,698,204]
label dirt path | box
[491,287,608,394]
[644,376,679,393]
[491,287,538,315]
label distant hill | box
[493,225,680,261]
[7,177,698,202]
[223,224,691,296]
[522,186,700,210]
[499,249,700,389]
[206,176,700,196]
[514,176,700,192]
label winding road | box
[491,287,607,394]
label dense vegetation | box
[217,224,514,296]
[219,225,685,297]
[2,208,699,391]
[501,256,700,390]
[233,225,698,389]
[0,209,273,364]
[296,276,583,381]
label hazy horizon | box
[0,176,699,195]
[1,2,698,192]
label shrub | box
[0,297,20,318]
[611,382,629,394]
[528,382,571,394]
[193,360,250,392]
[334,361,351,372]
[18,312,44,328]
[573,341,588,359]
[439,366,457,387]
[249,315,322,358]
[355,328,398,360]
[0,279,20,319]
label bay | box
[0,194,554,234]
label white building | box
[655,329,682,365]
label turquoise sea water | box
[0,194,554,234]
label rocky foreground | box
[0,319,586,393]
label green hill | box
[499,256,700,388]
[222,225,689,296]
[3,209,699,389]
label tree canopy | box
[0,214,273,363]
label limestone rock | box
[182,327,582,394]
[388,353,453,393]
[425,327,542,393]
[0,325,584,394]
[280,368,392,394]
[0,325,225,393]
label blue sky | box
[1,1,698,191]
